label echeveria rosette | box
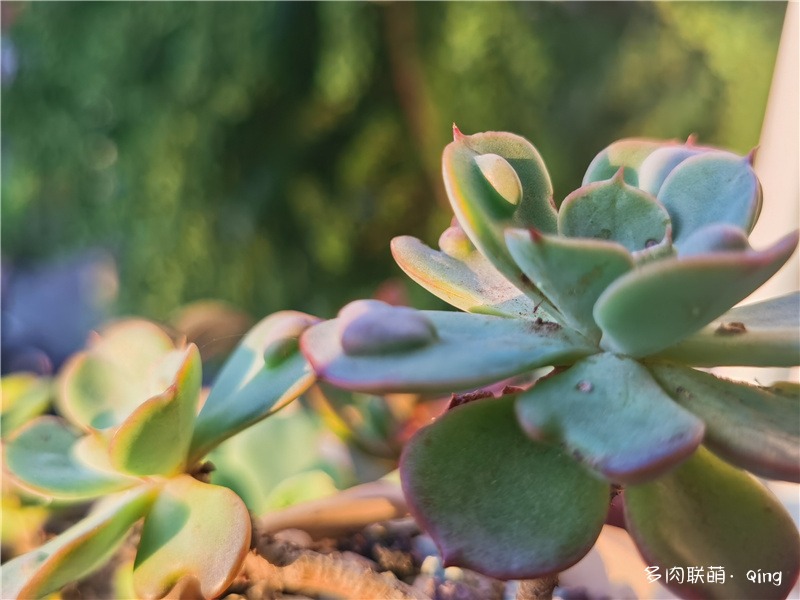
[300,129,800,599]
[2,312,318,599]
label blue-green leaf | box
[594,230,799,357]
[516,353,703,483]
[649,364,800,482]
[654,292,800,367]
[4,417,137,501]
[301,309,594,394]
[189,311,319,461]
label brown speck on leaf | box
[447,390,494,410]
[715,321,747,335]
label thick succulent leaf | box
[134,476,251,600]
[637,146,702,196]
[506,229,633,339]
[189,311,319,461]
[655,292,800,367]
[516,354,704,483]
[108,345,202,476]
[649,364,800,482]
[625,447,800,600]
[4,417,137,500]
[0,374,52,435]
[442,129,559,313]
[59,353,149,431]
[658,151,761,246]
[582,138,676,188]
[401,396,609,579]
[301,310,595,394]
[391,235,539,319]
[58,321,176,432]
[594,230,799,357]
[558,173,671,253]
[1,485,156,599]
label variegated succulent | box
[2,313,320,599]
[300,128,800,599]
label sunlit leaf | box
[134,476,250,600]
[189,311,319,462]
[109,345,202,476]
[391,234,539,319]
[1,486,156,599]
[442,129,558,312]
[1,374,52,435]
[4,417,137,500]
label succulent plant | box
[2,312,320,599]
[300,128,800,599]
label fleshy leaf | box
[649,364,800,482]
[505,228,633,339]
[558,173,671,253]
[58,325,181,433]
[301,310,595,394]
[59,353,149,431]
[442,129,558,313]
[108,345,202,476]
[189,311,319,462]
[0,374,52,435]
[594,230,799,357]
[636,145,702,196]
[582,138,676,188]
[655,292,800,367]
[1,486,156,599]
[400,396,609,579]
[658,151,761,246]
[338,300,438,355]
[515,353,703,483]
[625,447,800,600]
[391,234,540,319]
[134,476,251,600]
[4,417,137,500]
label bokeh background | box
[1,1,788,373]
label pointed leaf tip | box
[685,133,699,146]
[746,146,759,165]
[452,123,465,141]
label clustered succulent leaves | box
[2,313,321,599]
[299,128,800,599]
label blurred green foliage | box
[2,2,785,320]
